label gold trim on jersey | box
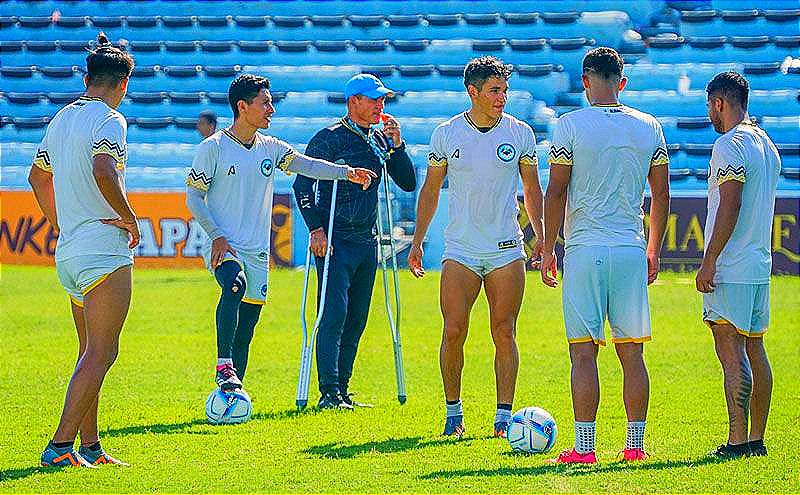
[463,112,502,133]
[427,152,447,168]
[519,153,537,167]
[650,146,669,167]
[277,150,297,172]
[716,164,746,185]
[33,149,52,171]
[590,102,623,107]
[186,169,212,192]
[222,128,256,149]
[241,297,266,306]
[78,96,104,102]
[548,145,573,166]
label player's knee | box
[442,323,468,347]
[221,271,246,301]
[490,321,516,346]
[569,345,598,367]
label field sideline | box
[0,265,797,493]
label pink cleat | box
[547,448,597,464]
[621,448,648,461]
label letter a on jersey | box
[228,165,236,175]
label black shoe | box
[341,392,373,408]
[748,440,767,457]
[709,443,749,459]
[317,392,353,410]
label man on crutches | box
[292,74,416,410]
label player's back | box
[553,104,667,249]
[707,121,781,283]
[35,96,130,260]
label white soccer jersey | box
[33,96,132,261]
[427,112,538,257]
[548,104,669,249]
[705,121,781,284]
[186,129,298,253]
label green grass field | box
[0,265,798,493]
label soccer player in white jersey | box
[186,74,376,392]
[697,72,780,459]
[540,47,670,464]
[408,56,545,439]
[29,35,137,468]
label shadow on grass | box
[304,435,470,459]
[0,466,48,483]
[420,455,730,479]
[100,408,312,438]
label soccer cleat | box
[493,420,510,438]
[749,443,767,457]
[621,448,648,461]
[215,364,242,391]
[443,415,465,438]
[40,444,96,468]
[317,392,354,410]
[341,392,373,408]
[78,446,129,466]
[709,443,749,459]
[547,448,597,464]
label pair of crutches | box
[295,167,407,409]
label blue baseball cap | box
[344,73,395,99]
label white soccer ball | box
[507,406,557,453]
[205,388,252,425]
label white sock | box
[574,421,596,454]
[216,358,233,368]
[445,400,463,418]
[626,421,646,450]
[494,408,512,425]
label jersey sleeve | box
[711,138,747,185]
[650,121,669,168]
[518,122,538,168]
[547,116,574,167]
[186,139,217,193]
[273,138,299,172]
[427,125,448,168]
[32,128,52,172]
[91,113,127,168]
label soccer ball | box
[205,388,252,425]
[507,406,557,453]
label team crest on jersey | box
[497,143,516,162]
[260,284,268,296]
[260,158,274,177]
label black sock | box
[82,441,101,452]
[748,439,764,449]
[232,302,262,381]
[214,261,246,359]
[51,440,73,450]
[497,403,513,411]
[446,399,460,405]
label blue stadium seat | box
[128,143,197,168]
[712,0,800,12]
[750,89,800,116]
[761,116,800,143]
[0,141,38,165]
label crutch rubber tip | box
[296,400,308,409]
[398,395,407,405]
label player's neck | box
[347,112,372,131]
[467,107,500,128]
[229,120,257,145]
[84,88,119,109]
[721,110,749,134]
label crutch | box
[375,163,407,405]
[296,180,338,409]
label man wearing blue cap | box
[293,73,417,409]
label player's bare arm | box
[408,165,447,278]
[696,181,743,293]
[541,163,571,287]
[519,161,545,266]
[646,163,670,284]
[93,153,139,248]
[28,165,59,232]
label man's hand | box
[528,237,544,270]
[382,113,402,148]
[647,250,660,285]
[346,167,377,190]
[210,236,237,269]
[540,250,558,287]
[408,243,425,278]
[309,228,329,258]
[696,259,717,293]
[101,216,140,249]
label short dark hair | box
[706,71,749,109]
[199,110,217,125]
[463,56,512,91]
[582,47,624,80]
[85,33,134,87]
[228,74,270,118]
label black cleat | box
[341,392,373,408]
[709,443,749,459]
[748,441,767,457]
[317,392,353,410]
